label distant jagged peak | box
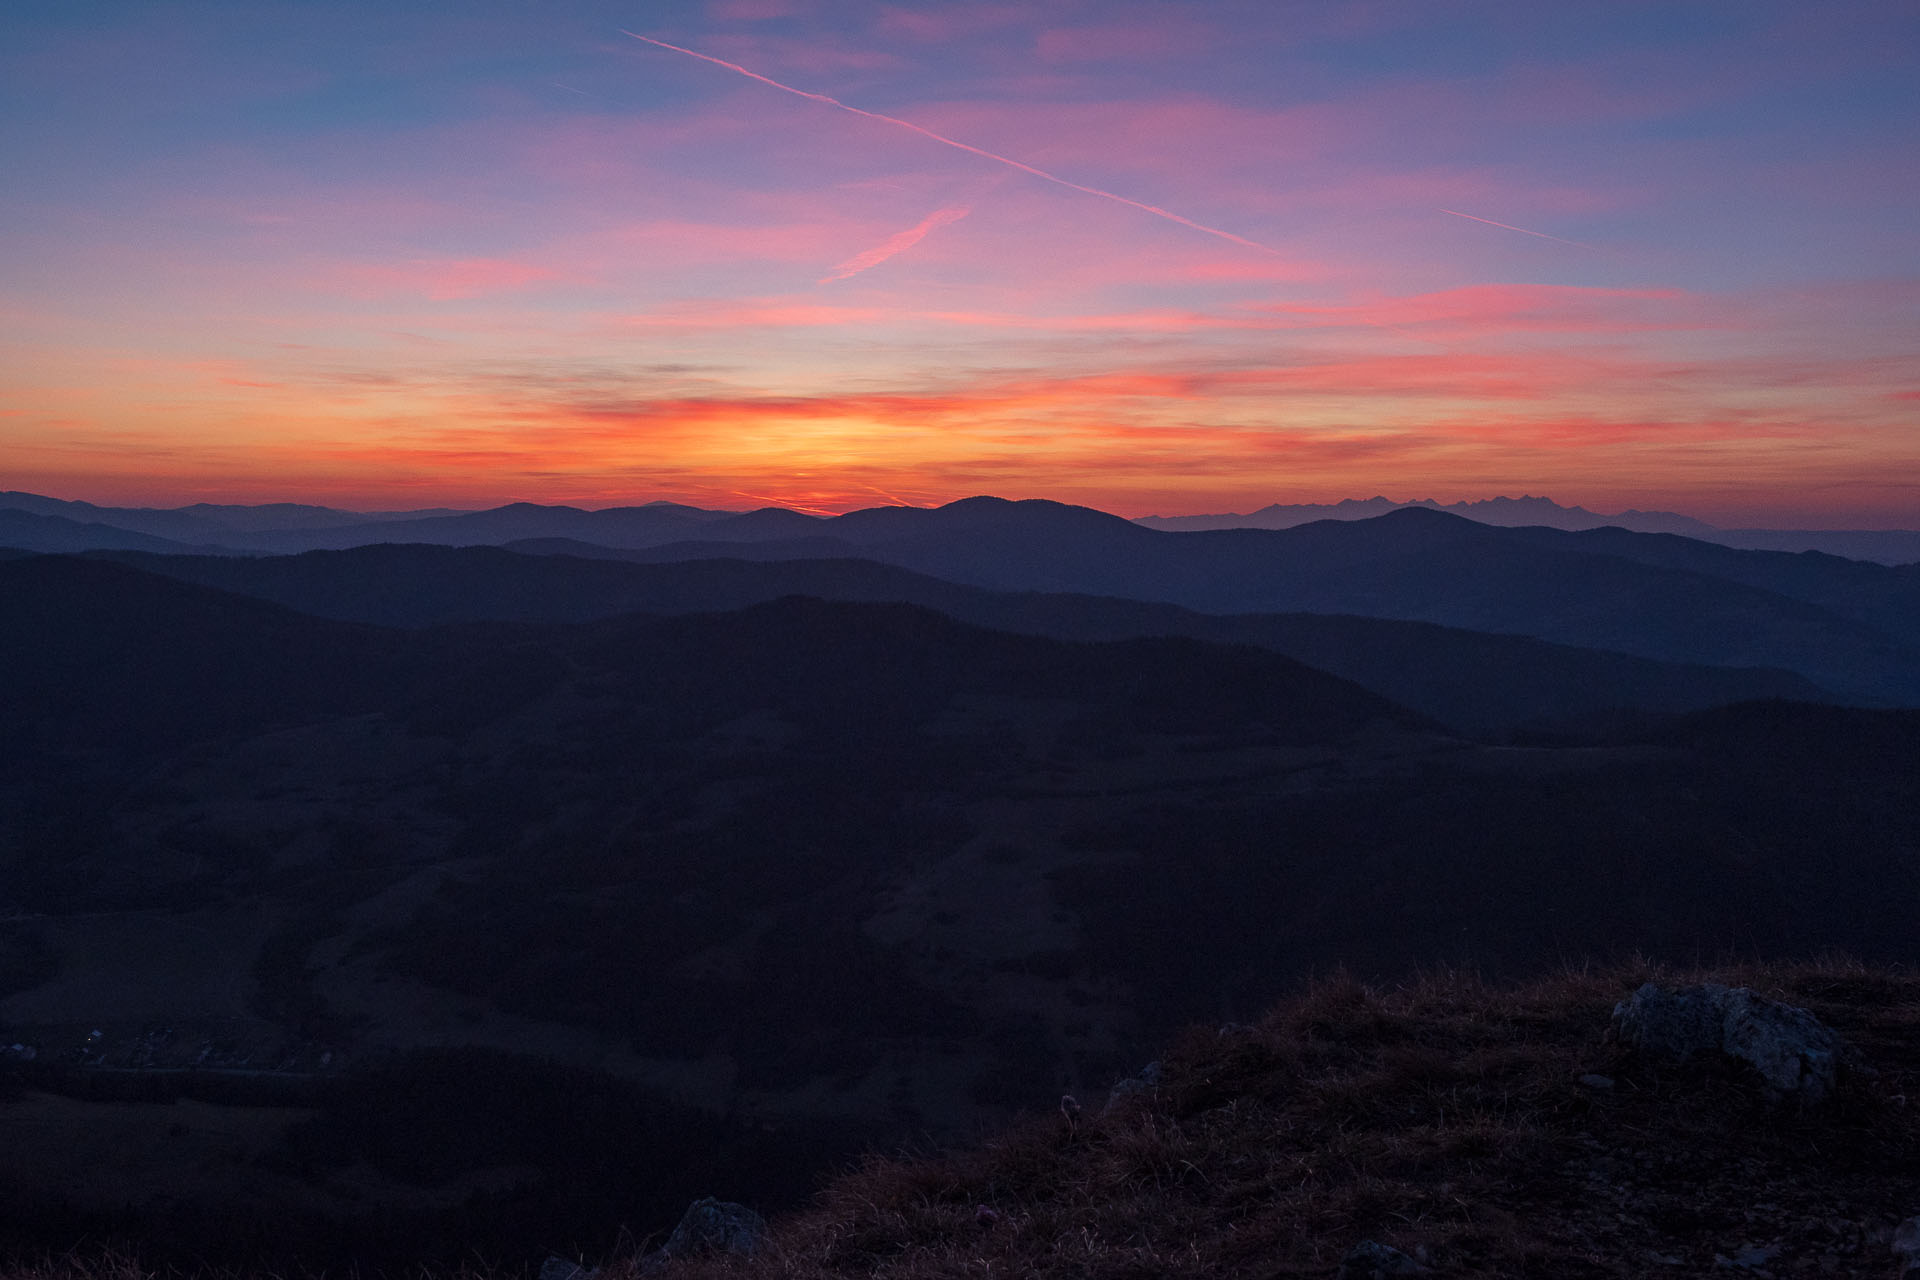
[1454,494,1593,515]
[1137,494,1720,536]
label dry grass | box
[642,958,1920,1279]
[11,958,1918,1279]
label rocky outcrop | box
[1894,1216,1920,1280]
[538,1257,595,1280]
[1338,1239,1426,1278]
[1611,983,1844,1102]
[1102,1059,1162,1113]
[641,1197,767,1272]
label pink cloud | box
[1034,19,1218,64]
[873,6,1032,43]
[325,257,568,302]
[708,0,804,20]
[794,284,1704,343]
[595,217,845,267]
[1252,284,1702,338]
[702,34,905,77]
[820,206,971,282]
[604,301,887,330]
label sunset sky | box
[3,1,1916,524]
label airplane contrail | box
[821,205,971,283]
[1437,207,1598,251]
[623,31,1279,256]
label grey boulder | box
[1893,1215,1920,1279]
[642,1197,767,1271]
[1339,1239,1426,1278]
[539,1258,596,1280]
[1103,1059,1163,1113]
[1611,983,1844,1102]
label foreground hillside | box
[8,962,1910,1279]
[652,961,1920,1280]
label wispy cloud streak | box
[820,205,970,282]
[623,31,1279,255]
[1437,207,1598,251]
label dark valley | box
[2,495,1917,1274]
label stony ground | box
[636,960,1920,1279]
[6,960,1917,1280]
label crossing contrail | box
[623,31,1280,256]
[1437,207,1598,251]
[821,205,971,282]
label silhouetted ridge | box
[582,595,1424,744]
[93,543,1830,733]
[0,508,222,555]
[823,495,1151,545]
[0,555,417,754]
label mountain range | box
[56,493,1920,708]
[4,490,1920,1270]
[83,543,1817,736]
[1134,493,1920,562]
[6,489,1918,563]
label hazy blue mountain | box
[0,491,744,554]
[97,543,1825,734]
[0,508,232,555]
[1494,523,1920,638]
[1134,494,1920,562]
[1134,494,1722,536]
[13,490,1920,702]
[698,502,1918,703]
[1716,527,1920,564]
[216,500,734,552]
[8,487,1915,563]
[698,506,830,540]
[0,490,467,543]
[170,499,475,530]
[518,533,862,562]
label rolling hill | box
[89,544,1825,735]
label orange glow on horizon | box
[6,6,1916,532]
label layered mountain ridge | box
[6,490,1917,563]
[4,492,1919,1273]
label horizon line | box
[5,487,1918,533]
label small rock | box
[1894,1215,1920,1277]
[1578,1073,1616,1090]
[641,1197,766,1272]
[1612,983,1844,1102]
[1103,1060,1163,1113]
[1725,1243,1781,1270]
[1339,1239,1425,1278]
[538,1257,595,1280]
